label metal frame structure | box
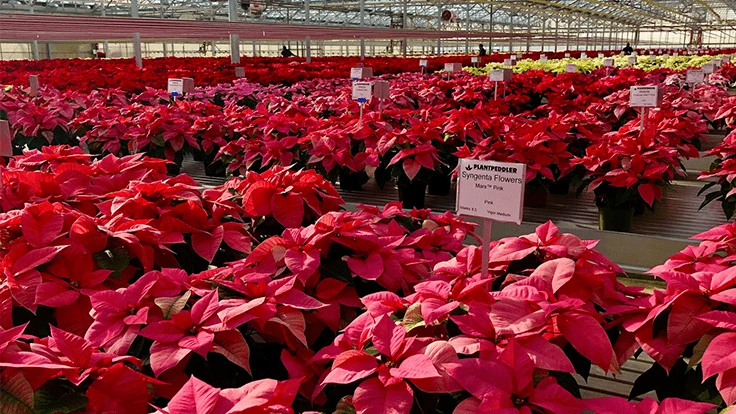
[1,0,736,60]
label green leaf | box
[698,181,718,196]
[402,303,425,331]
[33,381,88,414]
[723,198,736,220]
[699,191,723,210]
[93,246,130,280]
[154,291,191,320]
[334,396,356,414]
[688,333,714,371]
[0,372,34,414]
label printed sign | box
[503,58,515,66]
[516,53,522,60]
[540,55,547,63]
[649,55,656,61]
[603,58,614,67]
[629,86,662,108]
[182,77,195,94]
[580,52,587,59]
[350,67,363,80]
[471,56,479,63]
[702,63,715,74]
[723,55,732,63]
[565,64,577,73]
[167,78,184,96]
[686,69,705,84]
[29,75,39,97]
[456,158,526,224]
[444,63,462,72]
[662,54,669,59]
[373,80,389,100]
[564,53,571,58]
[489,69,512,82]
[235,67,245,78]
[598,53,605,58]
[628,56,637,65]
[713,59,722,68]
[0,120,11,157]
[419,59,428,67]
[352,81,372,102]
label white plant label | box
[471,56,479,63]
[714,59,722,68]
[419,59,428,67]
[350,67,364,80]
[182,77,195,94]
[686,69,705,84]
[0,120,11,157]
[456,158,526,224]
[444,63,462,72]
[235,67,245,78]
[649,55,656,61]
[539,54,547,62]
[581,52,587,59]
[629,86,662,108]
[503,58,514,67]
[352,81,372,102]
[603,58,614,67]
[489,69,512,82]
[372,80,390,100]
[723,55,732,63]
[628,56,637,65]
[516,53,522,60]
[564,53,571,58]
[167,78,184,96]
[702,63,715,74]
[663,54,669,59]
[565,64,577,73]
[29,75,39,97]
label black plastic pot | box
[549,177,571,195]
[398,181,427,209]
[167,152,184,176]
[339,169,364,191]
[598,207,635,232]
[203,151,226,177]
[427,172,452,196]
[524,184,549,208]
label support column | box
[402,0,408,57]
[228,0,238,21]
[465,4,471,54]
[32,41,39,60]
[101,4,110,57]
[437,6,442,53]
[554,19,559,52]
[133,33,142,67]
[489,4,494,52]
[508,15,513,52]
[306,36,312,63]
[230,34,240,63]
[131,0,139,18]
[359,0,365,60]
[526,15,531,52]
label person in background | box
[281,45,295,57]
[623,42,634,55]
[479,43,487,56]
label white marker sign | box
[352,82,372,102]
[713,59,722,68]
[419,59,428,67]
[603,58,614,67]
[167,78,184,96]
[564,53,571,58]
[503,58,514,66]
[373,80,390,100]
[581,52,587,59]
[723,55,732,63]
[628,56,637,65]
[456,158,526,225]
[471,56,479,63]
[686,69,705,84]
[565,64,577,73]
[29,75,39,97]
[444,63,462,72]
[598,53,605,58]
[702,63,715,74]
[489,69,512,82]
[351,67,374,80]
[629,86,662,108]
[0,120,11,157]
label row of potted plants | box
[1,57,734,232]
[0,146,734,412]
